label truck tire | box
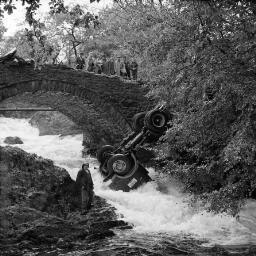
[107,154,133,176]
[99,163,114,179]
[96,145,114,163]
[144,109,170,133]
[132,112,146,132]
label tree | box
[45,4,100,64]
[0,3,100,66]
[95,0,256,214]
[0,19,6,40]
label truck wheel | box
[99,163,113,178]
[107,154,132,176]
[144,109,170,133]
[96,145,114,163]
[132,112,146,132]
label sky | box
[2,0,111,37]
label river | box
[1,117,256,255]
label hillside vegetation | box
[1,0,256,214]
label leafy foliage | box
[94,0,256,214]
[152,0,256,214]
[1,0,256,214]
[0,19,6,40]
[0,2,101,65]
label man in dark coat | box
[101,56,108,75]
[130,59,138,80]
[123,56,130,79]
[76,53,85,70]
[76,163,94,214]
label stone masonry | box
[0,54,154,147]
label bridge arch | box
[0,54,153,147]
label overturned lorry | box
[96,105,172,192]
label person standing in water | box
[75,163,94,214]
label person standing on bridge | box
[86,52,95,72]
[95,57,103,74]
[101,55,108,75]
[75,163,94,214]
[120,56,127,79]
[109,56,116,75]
[114,55,121,76]
[130,59,138,80]
[124,56,131,80]
[76,52,85,70]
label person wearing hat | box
[120,56,127,79]
[85,52,95,72]
[75,163,94,214]
[114,55,122,76]
[76,52,85,70]
[130,59,138,80]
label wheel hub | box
[152,113,165,127]
[112,160,127,173]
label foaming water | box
[0,117,83,179]
[1,117,256,247]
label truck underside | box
[97,105,172,192]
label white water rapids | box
[1,117,256,247]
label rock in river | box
[3,136,23,144]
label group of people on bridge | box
[76,53,138,81]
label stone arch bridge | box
[0,54,153,148]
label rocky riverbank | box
[0,146,131,256]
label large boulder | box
[0,146,130,255]
[4,136,23,144]
[0,146,73,212]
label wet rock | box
[56,238,66,248]
[89,220,129,232]
[86,230,115,241]
[0,146,71,210]
[4,136,23,145]
[0,146,130,255]
[27,191,48,211]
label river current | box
[1,117,256,255]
